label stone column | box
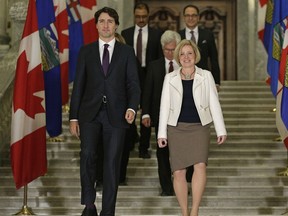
[9,1,27,46]
[0,0,10,44]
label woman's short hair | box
[173,39,201,65]
[160,30,181,48]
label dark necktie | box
[136,28,142,65]
[102,44,109,75]
[169,61,174,73]
[190,30,196,44]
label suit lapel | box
[106,41,120,76]
[170,69,183,96]
[94,42,105,76]
[126,28,135,47]
[158,58,166,78]
[193,67,205,91]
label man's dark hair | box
[94,7,120,25]
[134,2,149,14]
[183,4,199,15]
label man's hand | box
[142,117,151,127]
[70,121,80,139]
[125,109,135,124]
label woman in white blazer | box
[157,39,227,216]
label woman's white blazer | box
[157,66,227,139]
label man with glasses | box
[121,2,163,162]
[179,4,221,91]
[141,30,181,196]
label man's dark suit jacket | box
[121,26,163,67]
[69,40,141,127]
[141,57,166,126]
[179,28,221,85]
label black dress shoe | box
[81,207,97,216]
[139,151,151,159]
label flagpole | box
[14,185,35,215]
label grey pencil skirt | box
[167,122,211,172]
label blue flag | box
[66,0,84,82]
[264,0,288,97]
[37,0,62,137]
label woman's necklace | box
[181,68,195,80]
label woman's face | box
[179,44,196,68]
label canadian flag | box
[80,0,98,44]
[258,0,268,43]
[10,0,47,189]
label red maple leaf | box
[13,51,45,119]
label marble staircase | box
[1,80,288,216]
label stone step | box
[219,92,273,98]
[43,139,283,150]
[2,175,287,187]
[0,196,287,208]
[220,80,268,86]
[219,98,275,105]
[0,206,286,216]
[1,185,288,197]
[1,156,287,171]
[221,104,275,111]
[1,166,286,177]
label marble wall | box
[237,0,267,81]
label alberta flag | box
[260,0,288,149]
[276,18,288,149]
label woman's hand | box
[217,135,227,145]
[157,138,168,148]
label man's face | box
[183,7,199,30]
[96,12,118,41]
[163,40,177,61]
[134,8,149,28]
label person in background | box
[115,32,135,185]
[157,39,227,216]
[121,2,163,159]
[179,4,221,91]
[69,7,140,216]
[141,30,181,196]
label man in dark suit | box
[121,2,163,159]
[69,7,140,216]
[179,4,221,90]
[141,30,181,196]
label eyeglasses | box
[164,48,175,53]
[184,14,199,19]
